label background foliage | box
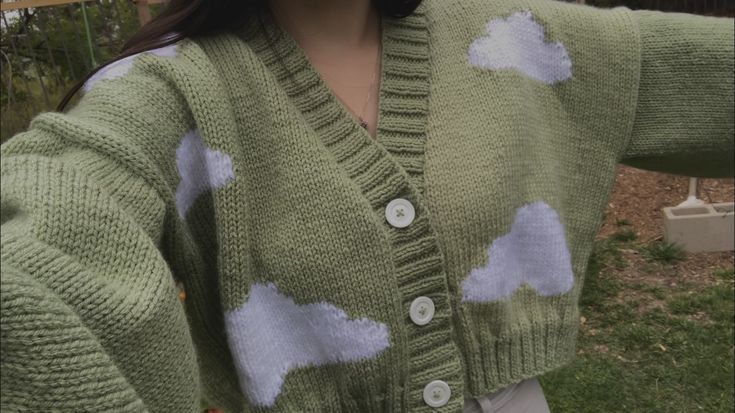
[1,1,164,141]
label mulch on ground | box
[594,165,734,315]
[597,165,734,242]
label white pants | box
[463,377,551,413]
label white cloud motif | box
[83,42,179,92]
[225,282,391,407]
[468,10,572,84]
[175,129,235,219]
[461,201,574,302]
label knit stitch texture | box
[1,0,733,412]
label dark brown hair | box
[56,0,423,112]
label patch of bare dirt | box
[594,165,734,319]
[602,247,731,322]
[597,165,734,242]
[607,247,733,290]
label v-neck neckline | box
[238,5,432,195]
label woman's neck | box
[267,0,379,51]
[266,0,383,139]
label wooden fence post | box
[135,0,152,26]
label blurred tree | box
[0,1,156,140]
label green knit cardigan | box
[1,0,732,411]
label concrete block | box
[662,202,734,253]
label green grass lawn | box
[539,235,734,412]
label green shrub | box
[640,241,686,264]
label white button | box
[410,296,435,326]
[385,198,415,228]
[423,380,451,407]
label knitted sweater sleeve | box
[619,10,734,178]
[0,53,201,411]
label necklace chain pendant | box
[359,119,368,130]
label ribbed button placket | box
[374,12,465,410]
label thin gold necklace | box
[332,40,382,131]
